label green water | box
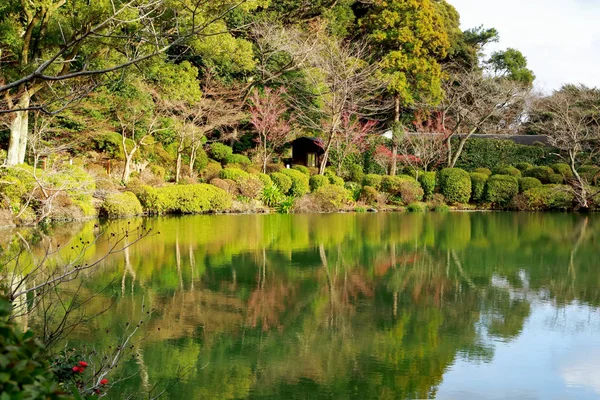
[14,213,600,399]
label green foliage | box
[493,166,521,177]
[209,143,234,163]
[438,168,471,204]
[407,203,426,212]
[549,173,564,184]
[310,175,330,192]
[401,166,418,179]
[360,186,379,205]
[0,297,70,399]
[418,172,436,200]
[523,185,574,210]
[433,204,450,212]
[150,165,166,180]
[292,165,310,176]
[580,165,600,185]
[200,161,223,182]
[453,138,556,170]
[347,164,364,183]
[276,197,295,214]
[238,176,264,199]
[256,173,273,187]
[488,48,535,86]
[515,162,533,172]
[551,163,573,178]
[0,175,27,211]
[219,167,250,182]
[469,172,488,202]
[485,175,519,206]
[363,174,383,190]
[524,166,555,184]
[312,184,352,211]
[193,150,209,172]
[92,132,124,159]
[324,170,344,186]
[100,192,143,217]
[269,172,293,195]
[138,184,232,214]
[226,154,252,166]
[344,182,362,201]
[381,175,424,204]
[518,177,542,193]
[261,184,285,207]
[281,169,310,197]
[473,168,492,176]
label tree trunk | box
[319,134,335,175]
[123,154,134,182]
[175,152,182,183]
[390,95,401,176]
[449,131,475,168]
[569,150,588,209]
[7,93,31,166]
[263,140,268,174]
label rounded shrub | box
[381,175,424,204]
[101,192,143,217]
[518,177,542,193]
[493,166,521,177]
[193,149,209,172]
[418,172,436,200]
[225,154,251,167]
[549,173,564,184]
[580,165,600,185]
[344,181,362,201]
[200,161,222,182]
[138,184,232,214]
[219,167,249,182]
[269,172,292,194]
[363,174,383,190]
[209,143,233,162]
[150,165,166,180]
[469,172,488,202]
[348,164,364,183]
[473,167,492,176]
[524,166,554,184]
[324,170,344,186]
[360,186,379,205]
[256,173,272,187]
[515,162,533,172]
[238,175,264,199]
[292,165,310,176]
[402,166,418,179]
[310,175,329,192]
[551,163,573,179]
[312,184,352,212]
[523,185,574,210]
[438,168,471,204]
[281,169,310,197]
[485,175,519,205]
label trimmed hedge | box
[381,175,424,204]
[312,184,352,211]
[438,168,471,204]
[292,165,310,176]
[551,163,573,178]
[518,177,542,193]
[310,175,329,192]
[493,166,521,177]
[209,143,233,162]
[226,154,251,166]
[473,167,492,176]
[219,167,249,182]
[138,184,232,214]
[523,185,574,210]
[363,174,383,190]
[418,171,436,200]
[270,172,292,194]
[515,162,534,172]
[360,186,379,205]
[257,173,272,187]
[101,192,143,217]
[281,169,310,197]
[549,173,564,184]
[524,166,554,184]
[347,164,364,183]
[485,175,519,205]
[469,172,488,202]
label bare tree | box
[532,85,600,208]
[439,69,530,167]
[332,112,376,175]
[262,24,388,174]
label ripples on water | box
[3,212,600,399]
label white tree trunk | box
[6,93,31,166]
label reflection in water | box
[5,212,600,399]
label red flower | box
[78,361,88,367]
[100,378,109,385]
[72,366,83,373]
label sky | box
[449,0,600,92]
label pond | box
[10,212,600,399]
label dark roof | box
[292,137,325,148]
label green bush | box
[551,163,573,178]
[238,175,264,199]
[225,153,251,166]
[324,170,344,186]
[344,181,362,201]
[93,131,124,159]
[418,172,436,200]
[518,177,542,193]
[360,186,379,205]
[0,175,27,210]
[438,168,471,204]
[362,174,383,190]
[515,162,533,172]
[138,184,232,214]
[269,172,293,194]
[0,297,69,399]
[485,175,519,205]
[219,167,249,182]
[100,192,143,217]
[209,143,233,162]
[282,169,310,197]
[523,185,574,210]
[549,173,564,184]
[200,161,222,181]
[580,165,600,185]
[407,203,426,212]
[312,184,352,211]
[401,166,418,179]
[524,166,554,184]
[469,172,488,202]
[262,184,284,207]
[348,164,364,183]
[150,165,166,180]
[193,149,209,172]
[310,175,329,192]
[473,167,492,176]
[256,173,272,187]
[292,165,310,176]
[381,175,424,204]
[493,166,521,177]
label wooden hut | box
[291,137,326,167]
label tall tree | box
[487,48,535,86]
[360,0,453,175]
